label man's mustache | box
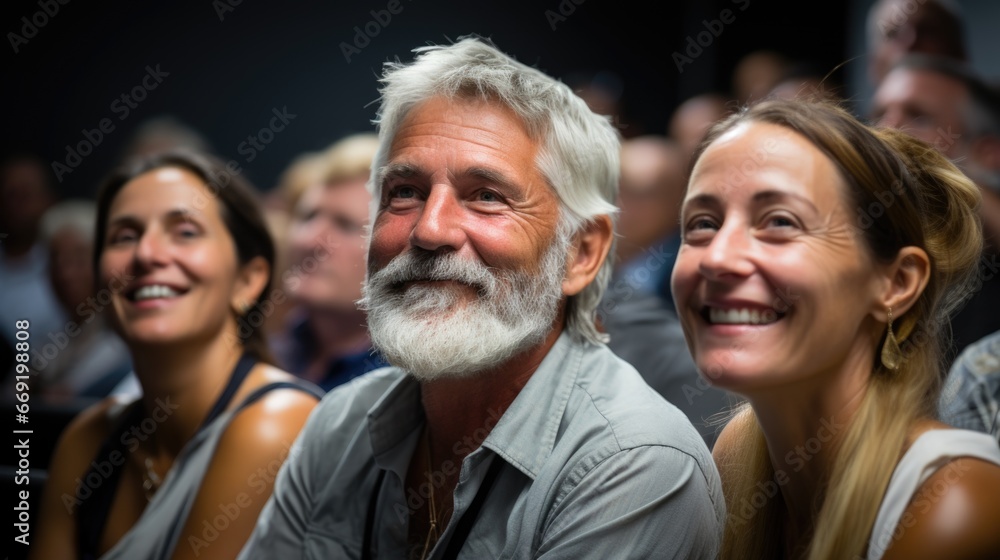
[368,249,498,296]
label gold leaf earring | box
[881,306,902,371]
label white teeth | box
[709,307,781,325]
[133,285,180,301]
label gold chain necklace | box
[139,435,165,503]
[420,430,442,560]
[142,455,163,501]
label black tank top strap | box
[76,400,144,560]
[231,379,325,415]
[198,352,257,430]
[75,353,257,558]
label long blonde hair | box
[700,100,983,559]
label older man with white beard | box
[239,37,724,560]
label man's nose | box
[877,107,904,130]
[410,187,468,252]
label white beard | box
[360,231,569,381]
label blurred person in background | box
[0,153,65,366]
[731,49,790,106]
[769,61,843,103]
[871,54,1000,359]
[603,135,733,448]
[259,149,329,338]
[613,135,687,302]
[32,199,132,401]
[939,328,1000,440]
[270,133,388,392]
[669,93,732,169]
[866,0,968,89]
[117,115,214,163]
[268,149,327,214]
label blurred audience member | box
[669,93,731,167]
[871,54,1000,357]
[34,200,132,401]
[0,153,65,359]
[940,329,1000,439]
[732,50,789,106]
[769,62,842,103]
[568,70,636,136]
[269,150,327,215]
[117,115,214,163]
[866,0,967,87]
[262,150,333,337]
[271,133,387,391]
[605,139,733,449]
[614,135,686,304]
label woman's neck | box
[129,333,244,457]
[742,357,870,545]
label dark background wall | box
[5,0,856,200]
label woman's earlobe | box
[878,246,931,320]
[234,256,271,309]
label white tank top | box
[866,429,1000,559]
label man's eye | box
[477,191,500,203]
[688,218,718,231]
[393,186,416,199]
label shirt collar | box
[364,330,582,481]
[482,330,581,480]
[367,372,424,480]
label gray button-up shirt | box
[238,332,725,559]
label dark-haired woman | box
[33,152,323,559]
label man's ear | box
[232,256,270,312]
[971,135,1000,171]
[562,215,614,297]
[874,246,931,322]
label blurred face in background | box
[617,138,686,261]
[868,0,966,85]
[285,176,371,311]
[0,159,53,242]
[871,66,969,159]
[49,227,94,313]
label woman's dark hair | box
[94,149,276,364]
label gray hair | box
[368,36,621,345]
[41,199,97,243]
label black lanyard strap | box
[363,455,504,560]
[362,469,386,560]
[440,456,504,560]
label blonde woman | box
[671,99,1000,559]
